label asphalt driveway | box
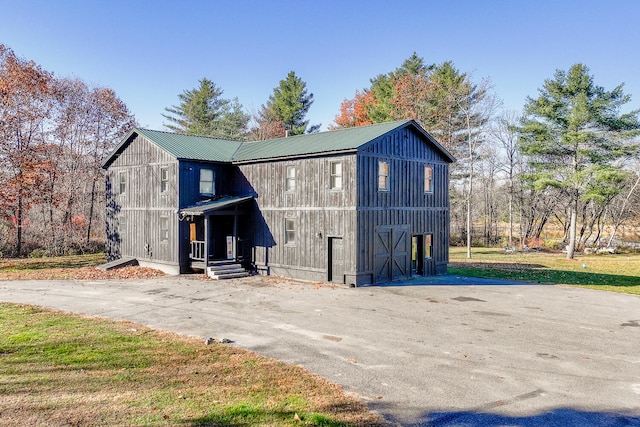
[1,275,639,426]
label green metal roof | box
[233,120,411,162]
[135,128,242,163]
[102,120,454,168]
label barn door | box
[328,237,344,283]
[374,228,392,282]
[391,227,409,280]
[374,226,409,283]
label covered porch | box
[180,196,254,270]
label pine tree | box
[163,78,249,139]
[519,63,640,259]
[263,71,319,136]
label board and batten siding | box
[105,134,181,273]
[354,126,451,284]
[178,161,237,208]
[238,154,357,282]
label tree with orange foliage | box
[0,45,55,256]
[330,90,374,129]
[0,45,135,256]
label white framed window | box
[118,171,126,195]
[160,167,169,193]
[285,218,296,245]
[286,165,296,192]
[378,161,389,191]
[199,169,214,196]
[330,161,342,190]
[424,166,433,193]
[425,234,432,259]
[160,217,169,242]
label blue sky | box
[3,0,639,131]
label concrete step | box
[209,271,250,280]
[208,263,244,272]
[208,259,241,266]
[207,263,249,280]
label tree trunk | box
[86,176,97,244]
[508,183,513,247]
[465,109,473,259]
[566,196,578,259]
[16,194,23,257]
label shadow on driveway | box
[392,407,640,426]
[375,274,544,287]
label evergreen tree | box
[263,71,319,135]
[519,63,640,259]
[163,78,249,139]
[425,61,470,153]
[365,52,434,123]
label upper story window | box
[286,165,296,192]
[199,169,214,196]
[160,167,169,193]
[378,161,389,191]
[330,161,343,190]
[118,171,126,195]
[424,166,433,193]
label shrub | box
[618,245,640,254]
[524,237,544,250]
[28,248,50,258]
[543,239,564,251]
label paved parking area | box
[1,275,639,426]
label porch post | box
[233,206,238,261]
[204,215,210,267]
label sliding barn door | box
[374,226,409,283]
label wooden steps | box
[206,260,249,280]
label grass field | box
[449,247,640,295]
[0,303,383,427]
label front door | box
[328,237,344,283]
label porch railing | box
[189,239,252,264]
[190,240,205,261]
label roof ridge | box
[136,127,244,143]
[237,119,412,147]
[326,119,411,132]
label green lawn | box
[448,247,640,295]
[0,304,382,426]
[0,252,106,271]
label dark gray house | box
[102,120,455,286]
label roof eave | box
[101,128,140,169]
[179,195,254,216]
[407,120,457,163]
[232,148,358,165]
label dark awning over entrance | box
[180,195,254,216]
